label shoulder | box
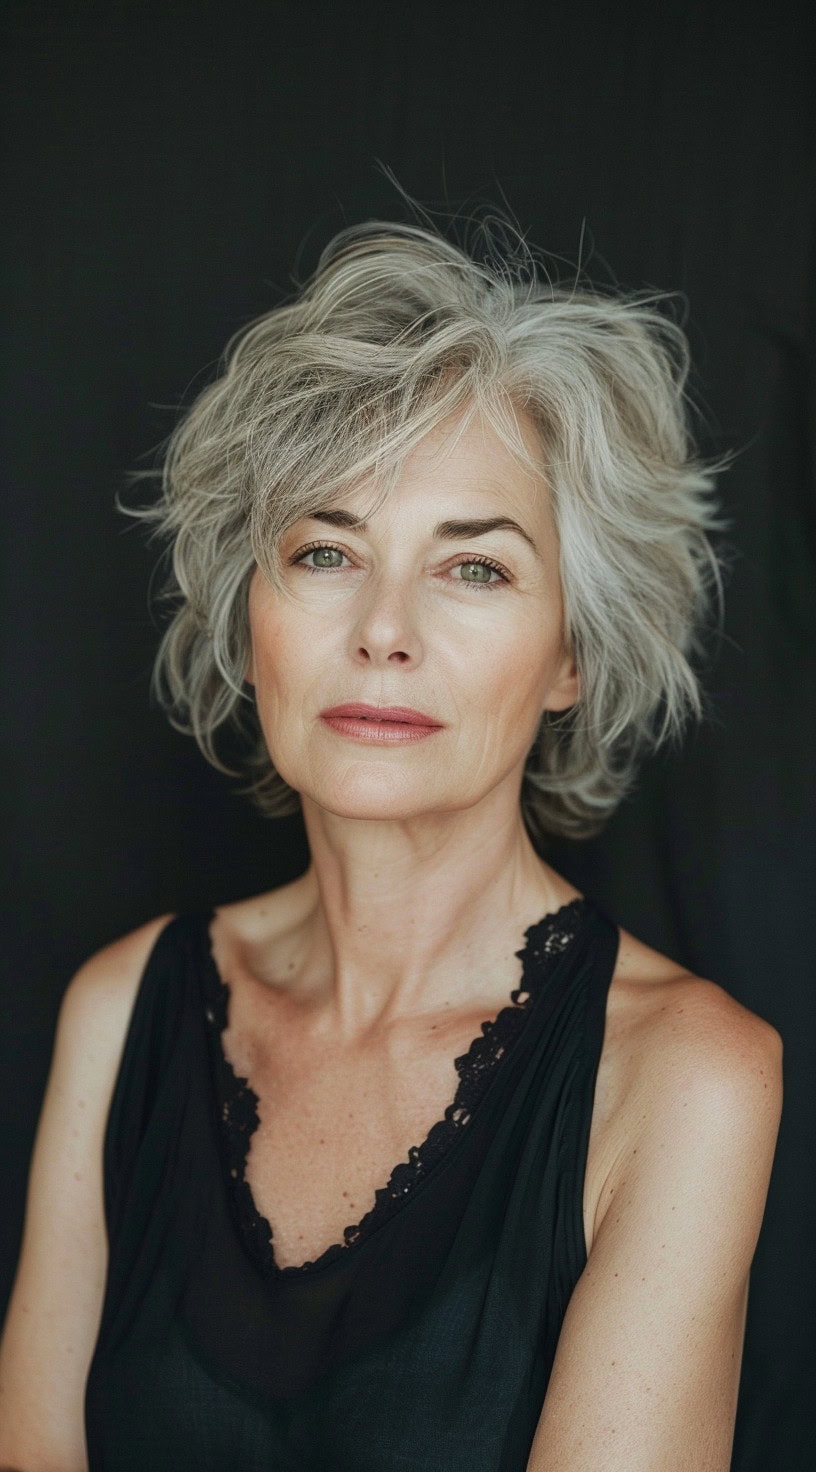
[597,940,783,1240]
[67,910,179,992]
[622,959,783,1125]
[607,921,783,1096]
[59,910,179,1051]
[49,910,181,1179]
[530,949,783,1468]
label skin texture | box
[242,400,782,1467]
[244,405,580,1035]
[525,981,782,1472]
[0,402,782,1470]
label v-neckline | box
[197,896,591,1280]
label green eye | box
[459,561,494,583]
[310,546,344,567]
[290,543,349,574]
[292,543,507,591]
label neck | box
[285,779,572,1035]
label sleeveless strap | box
[567,901,621,1272]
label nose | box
[348,572,421,668]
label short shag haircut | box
[121,215,732,843]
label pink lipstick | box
[319,703,444,744]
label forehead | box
[352,402,553,530]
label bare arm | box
[527,980,783,1472]
[0,914,175,1472]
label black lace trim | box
[201,897,588,1279]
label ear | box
[544,651,580,712]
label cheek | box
[488,626,555,713]
[250,598,316,688]
[461,636,553,773]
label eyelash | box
[288,541,511,592]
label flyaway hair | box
[119,213,733,841]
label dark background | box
[2,2,814,1466]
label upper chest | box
[211,960,530,1269]
[204,914,688,1270]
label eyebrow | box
[303,508,541,558]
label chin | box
[304,773,448,821]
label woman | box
[0,218,783,1471]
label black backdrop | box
[2,2,814,1467]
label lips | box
[320,703,442,727]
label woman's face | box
[246,404,579,823]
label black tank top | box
[84,895,620,1470]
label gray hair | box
[119,217,733,842]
